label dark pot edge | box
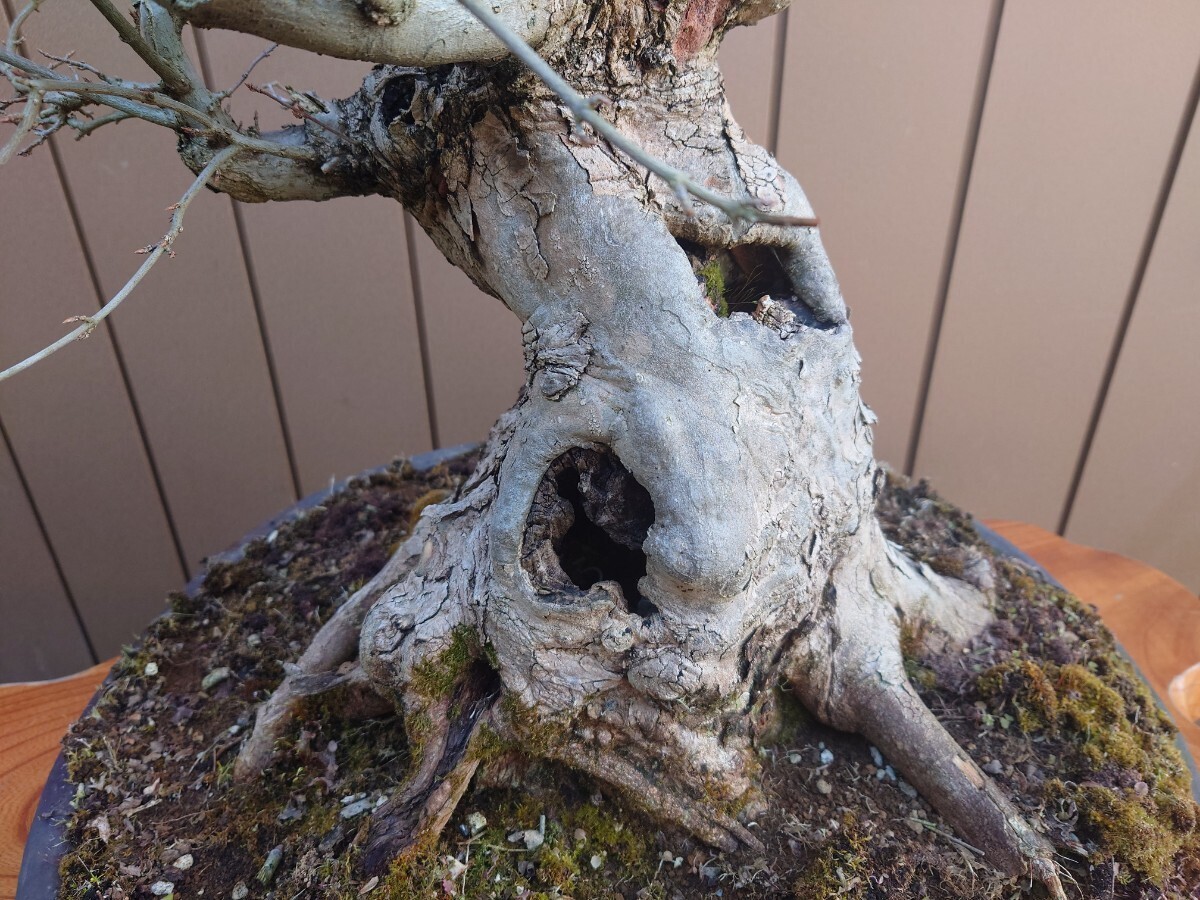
[17,453,1198,899]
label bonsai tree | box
[0,0,1070,894]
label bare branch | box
[0,89,40,162]
[455,0,818,229]
[84,0,192,95]
[68,108,132,137]
[0,145,238,384]
[5,0,40,54]
[157,0,564,67]
[218,41,277,99]
[25,76,317,158]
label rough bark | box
[166,0,1068,892]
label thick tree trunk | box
[226,6,1064,893]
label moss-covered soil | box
[55,457,1199,900]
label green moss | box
[978,652,1198,885]
[899,619,938,691]
[1048,781,1192,886]
[792,813,869,899]
[977,658,1059,732]
[408,626,478,699]
[698,259,729,317]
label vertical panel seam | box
[1057,53,1200,536]
[403,214,442,448]
[0,415,99,665]
[192,32,304,501]
[45,137,192,583]
[226,199,305,499]
[904,0,1006,477]
[766,9,789,156]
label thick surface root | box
[789,528,1067,899]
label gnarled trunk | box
[222,3,1064,892]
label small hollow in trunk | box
[520,446,656,616]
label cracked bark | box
[160,0,1069,893]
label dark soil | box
[56,454,1199,900]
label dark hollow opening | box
[673,236,836,329]
[521,447,657,617]
[555,468,647,606]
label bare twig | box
[38,49,113,80]
[0,145,239,384]
[84,0,192,95]
[0,89,40,162]
[0,56,317,158]
[220,41,278,99]
[5,0,41,54]
[246,81,350,141]
[69,108,132,137]
[455,0,818,228]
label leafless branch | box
[68,107,132,137]
[219,41,278,99]
[84,0,192,95]
[0,145,239,384]
[0,89,40,162]
[454,0,818,228]
[246,81,350,142]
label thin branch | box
[69,108,132,137]
[84,0,192,95]
[12,71,315,158]
[246,82,350,142]
[0,145,239,384]
[454,0,818,228]
[219,41,278,99]
[38,49,114,81]
[35,76,311,156]
[5,0,41,54]
[0,89,40,162]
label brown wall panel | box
[0,115,184,661]
[776,0,996,469]
[23,6,297,568]
[915,1,1200,527]
[0,440,92,681]
[195,35,434,491]
[719,18,781,148]
[407,225,524,448]
[1066,105,1200,593]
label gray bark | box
[141,0,1066,891]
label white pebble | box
[144,662,159,677]
[231,883,249,900]
[150,882,174,896]
[172,854,194,871]
[818,749,835,766]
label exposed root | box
[361,663,500,874]
[234,548,414,779]
[788,528,1067,899]
[546,743,764,854]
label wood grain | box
[0,661,112,900]
[4,529,1199,900]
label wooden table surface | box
[1,521,1198,900]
